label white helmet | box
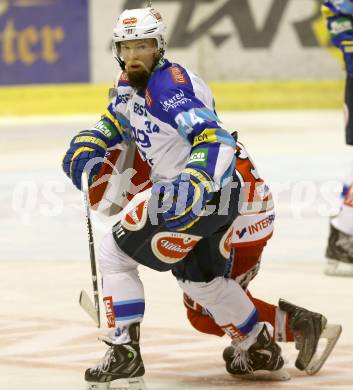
[112,7,167,68]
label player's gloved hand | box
[62,130,109,190]
[327,13,353,75]
[152,167,215,232]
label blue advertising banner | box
[0,0,89,85]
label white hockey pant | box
[178,277,258,341]
[99,232,145,342]
[100,232,259,343]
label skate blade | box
[234,368,291,381]
[86,377,147,390]
[325,260,353,277]
[305,324,342,375]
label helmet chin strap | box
[118,57,126,71]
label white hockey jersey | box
[88,61,274,248]
[96,59,237,187]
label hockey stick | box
[79,171,101,328]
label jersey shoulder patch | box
[145,60,205,130]
[148,61,193,99]
[168,64,189,85]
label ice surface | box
[0,111,352,389]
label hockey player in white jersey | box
[62,4,341,389]
[322,0,353,276]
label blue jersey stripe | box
[220,156,236,187]
[118,80,130,87]
[103,109,131,143]
[115,313,144,321]
[206,143,220,178]
[113,300,145,320]
[237,307,258,334]
[215,129,237,148]
[115,112,131,129]
[115,299,145,305]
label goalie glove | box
[152,168,215,232]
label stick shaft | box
[82,171,101,327]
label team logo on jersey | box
[168,66,188,85]
[151,232,202,263]
[190,148,208,167]
[122,201,148,231]
[145,88,153,108]
[160,89,192,112]
[329,18,353,35]
[219,225,233,258]
[123,17,138,25]
[92,119,114,138]
[103,296,115,328]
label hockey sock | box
[103,272,145,343]
[179,277,258,343]
[248,295,294,342]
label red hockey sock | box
[248,293,294,342]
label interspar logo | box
[233,214,275,242]
[248,214,274,235]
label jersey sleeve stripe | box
[192,128,236,148]
[103,109,124,137]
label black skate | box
[279,299,342,375]
[85,323,146,390]
[325,223,353,276]
[223,324,290,381]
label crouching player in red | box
[182,143,342,378]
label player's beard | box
[126,60,151,91]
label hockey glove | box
[327,13,353,75]
[62,130,110,190]
[152,168,215,232]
